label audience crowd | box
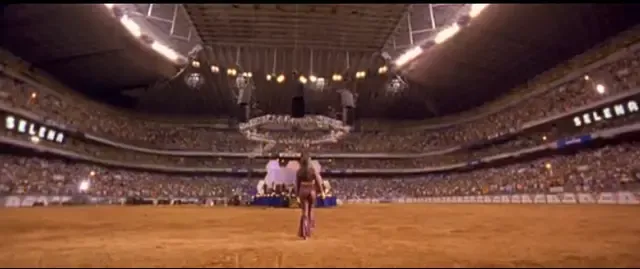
[2,141,639,199]
[2,110,637,170]
[0,155,256,198]
[333,142,640,199]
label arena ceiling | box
[1,4,639,119]
[144,4,474,117]
[0,4,180,96]
[401,4,640,117]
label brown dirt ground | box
[0,204,639,268]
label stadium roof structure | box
[0,4,181,95]
[1,4,639,119]
[400,4,640,117]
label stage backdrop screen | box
[264,159,322,186]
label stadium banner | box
[2,112,66,144]
[555,134,593,149]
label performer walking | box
[296,154,324,239]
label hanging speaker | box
[291,96,305,118]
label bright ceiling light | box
[120,15,142,38]
[583,75,590,81]
[210,65,219,73]
[394,46,423,67]
[469,4,489,18]
[299,75,308,84]
[332,74,343,82]
[309,75,317,82]
[434,23,461,44]
[227,68,237,76]
[276,74,285,83]
[266,74,272,81]
[104,4,115,9]
[355,71,366,79]
[596,84,606,94]
[378,66,388,74]
[151,41,179,62]
[191,60,200,68]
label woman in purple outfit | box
[296,154,324,239]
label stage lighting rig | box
[184,72,204,89]
[235,72,255,92]
[308,77,327,91]
[385,75,408,94]
[238,114,351,145]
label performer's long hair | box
[298,153,312,179]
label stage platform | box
[251,195,338,208]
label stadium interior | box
[1,3,640,267]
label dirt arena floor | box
[1,204,640,268]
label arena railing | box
[340,190,640,205]
[2,189,638,208]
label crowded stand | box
[2,139,639,200]
[332,141,640,199]
[0,155,257,198]
[0,27,637,155]
[3,102,638,170]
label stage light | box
[308,77,327,91]
[210,65,219,73]
[386,75,408,93]
[378,66,388,74]
[227,68,237,76]
[309,75,317,82]
[332,74,343,82]
[191,60,200,68]
[185,73,204,89]
[299,75,308,84]
[266,74,272,81]
[276,74,285,83]
[355,71,366,79]
[243,72,252,78]
[78,180,90,192]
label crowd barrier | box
[341,191,640,205]
[3,191,639,208]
